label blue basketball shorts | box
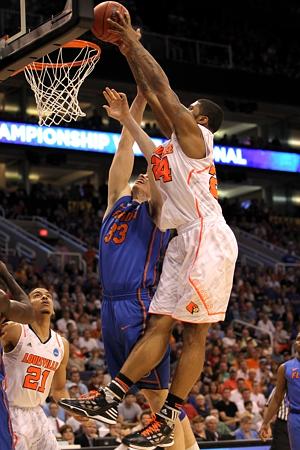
[101,289,170,390]
[0,384,14,450]
[288,412,300,450]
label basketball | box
[92,1,129,44]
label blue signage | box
[0,121,299,173]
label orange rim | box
[11,40,101,75]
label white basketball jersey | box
[151,124,223,230]
[3,324,64,407]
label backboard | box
[0,0,95,82]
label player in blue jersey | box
[59,87,198,450]
[260,332,300,450]
[0,261,36,450]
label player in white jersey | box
[1,287,70,450]
[58,14,237,450]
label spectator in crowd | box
[237,389,260,414]
[78,328,99,354]
[223,367,238,391]
[205,415,231,441]
[257,313,276,336]
[244,400,263,431]
[234,415,259,440]
[74,420,99,447]
[47,402,65,438]
[251,381,267,410]
[66,367,89,395]
[118,393,143,426]
[194,394,210,418]
[230,378,247,404]
[210,409,233,437]
[223,327,237,348]
[57,309,77,334]
[60,424,76,445]
[191,416,207,441]
[216,388,240,427]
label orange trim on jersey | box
[143,227,157,288]
[55,333,62,348]
[137,288,147,332]
[188,198,226,316]
[171,314,221,324]
[187,165,210,185]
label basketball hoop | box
[21,40,101,127]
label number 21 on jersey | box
[23,366,50,393]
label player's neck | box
[30,318,51,342]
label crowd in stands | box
[1,183,299,259]
[0,179,299,447]
[1,241,299,447]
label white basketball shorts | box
[10,405,59,450]
[149,218,238,323]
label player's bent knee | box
[145,314,174,334]
[183,322,211,347]
[141,388,168,412]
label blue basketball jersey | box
[285,357,300,410]
[99,196,170,295]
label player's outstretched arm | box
[118,27,172,138]
[103,88,156,164]
[259,364,286,441]
[109,12,206,159]
[0,262,35,324]
[105,88,147,216]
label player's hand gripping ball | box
[92,1,129,44]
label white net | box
[24,40,101,127]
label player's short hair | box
[197,99,224,133]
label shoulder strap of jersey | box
[53,330,65,359]
[102,195,132,225]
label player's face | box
[132,173,150,201]
[29,288,54,315]
[188,101,208,127]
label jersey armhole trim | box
[102,195,132,224]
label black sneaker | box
[58,389,119,424]
[122,415,175,449]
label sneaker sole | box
[127,440,174,450]
[58,400,117,425]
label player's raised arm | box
[259,364,286,441]
[118,28,172,139]
[0,261,35,324]
[103,88,156,164]
[103,88,164,227]
[109,13,207,159]
[105,88,147,217]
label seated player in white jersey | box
[1,286,70,450]
[0,261,37,450]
